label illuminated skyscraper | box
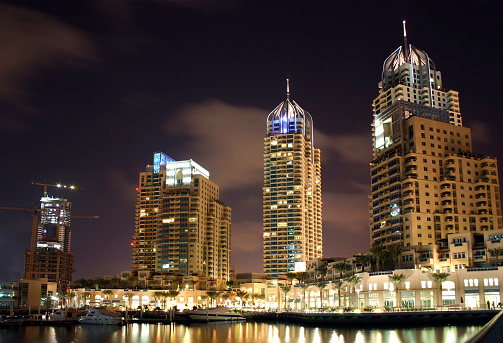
[263,81,322,276]
[133,152,231,280]
[23,196,74,292]
[370,23,502,270]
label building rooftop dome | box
[266,79,313,142]
[381,21,439,91]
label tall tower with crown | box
[263,80,322,276]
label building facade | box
[23,196,74,292]
[369,25,502,258]
[263,83,322,276]
[269,267,501,311]
[133,152,231,280]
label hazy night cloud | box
[0,4,95,128]
[322,190,371,256]
[469,120,492,145]
[165,99,266,192]
[316,131,372,165]
[104,168,138,203]
[165,99,372,190]
[231,220,263,253]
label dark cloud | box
[0,4,96,127]
[165,99,266,191]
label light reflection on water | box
[0,322,481,343]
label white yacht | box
[185,307,245,322]
[49,308,82,323]
[78,307,123,325]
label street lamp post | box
[356,288,361,310]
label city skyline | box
[1,2,502,280]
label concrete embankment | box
[465,310,503,343]
[244,310,499,327]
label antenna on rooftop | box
[286,79,290,100]
[403,20,409,62]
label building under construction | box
[23,195,74,292]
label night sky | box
[1,1,502,281]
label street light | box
[389,283,395,311]
[355,288,361,310]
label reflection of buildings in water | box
[0,323,482,343]
[76,324,122,341]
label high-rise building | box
[369,24,502,268]
[263,81,322,276]
[23,196,74,292]
[133,152,231,280]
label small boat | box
[0,316,25,326]
[78,307,123,325]
[185,307,245,322]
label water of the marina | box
[0,322,481,343]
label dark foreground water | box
[0,322,481,343]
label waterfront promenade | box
[243,309,500,328]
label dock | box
[243,309,500,327]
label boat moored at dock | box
[78,307,123,325]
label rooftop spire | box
[286,78,290,100]
[403,20,409,62]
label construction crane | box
[0,181,95,279]
[31,180,83,197]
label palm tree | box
[296,272,309,284]
[152,291,164,309]
[58,290,69,308]
[280,286,291,309]
[286,272,299,285]
[221,292,231,307]
[110,277,121,289]
[94,279,106,290]
[355,254,369,273]
[316,265,328,280]
[60,291,75,308]
[206,291,220,307]
[128,275,139,289]
[123,292,135,309]
[388,273,408,308]
[316,282,327,308]
[369,243,388,271]
[429,272,450,308]
[243,293,252,307]
[80,292,91,307]
[333,262,349,278]
[189,280,198,290]
[159,291,168,310]
[299,283,310,309]
[169,279,179,290]
[346,275,362,309]
[333,280,344,308]
[168,290,180,309]
[489,248,503,267]
[102,290,114,307]
[254,294,265,308]
[387,244,404,269]
[73,279,94,289]
[68,291,76,307]
[235,290,247,308]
